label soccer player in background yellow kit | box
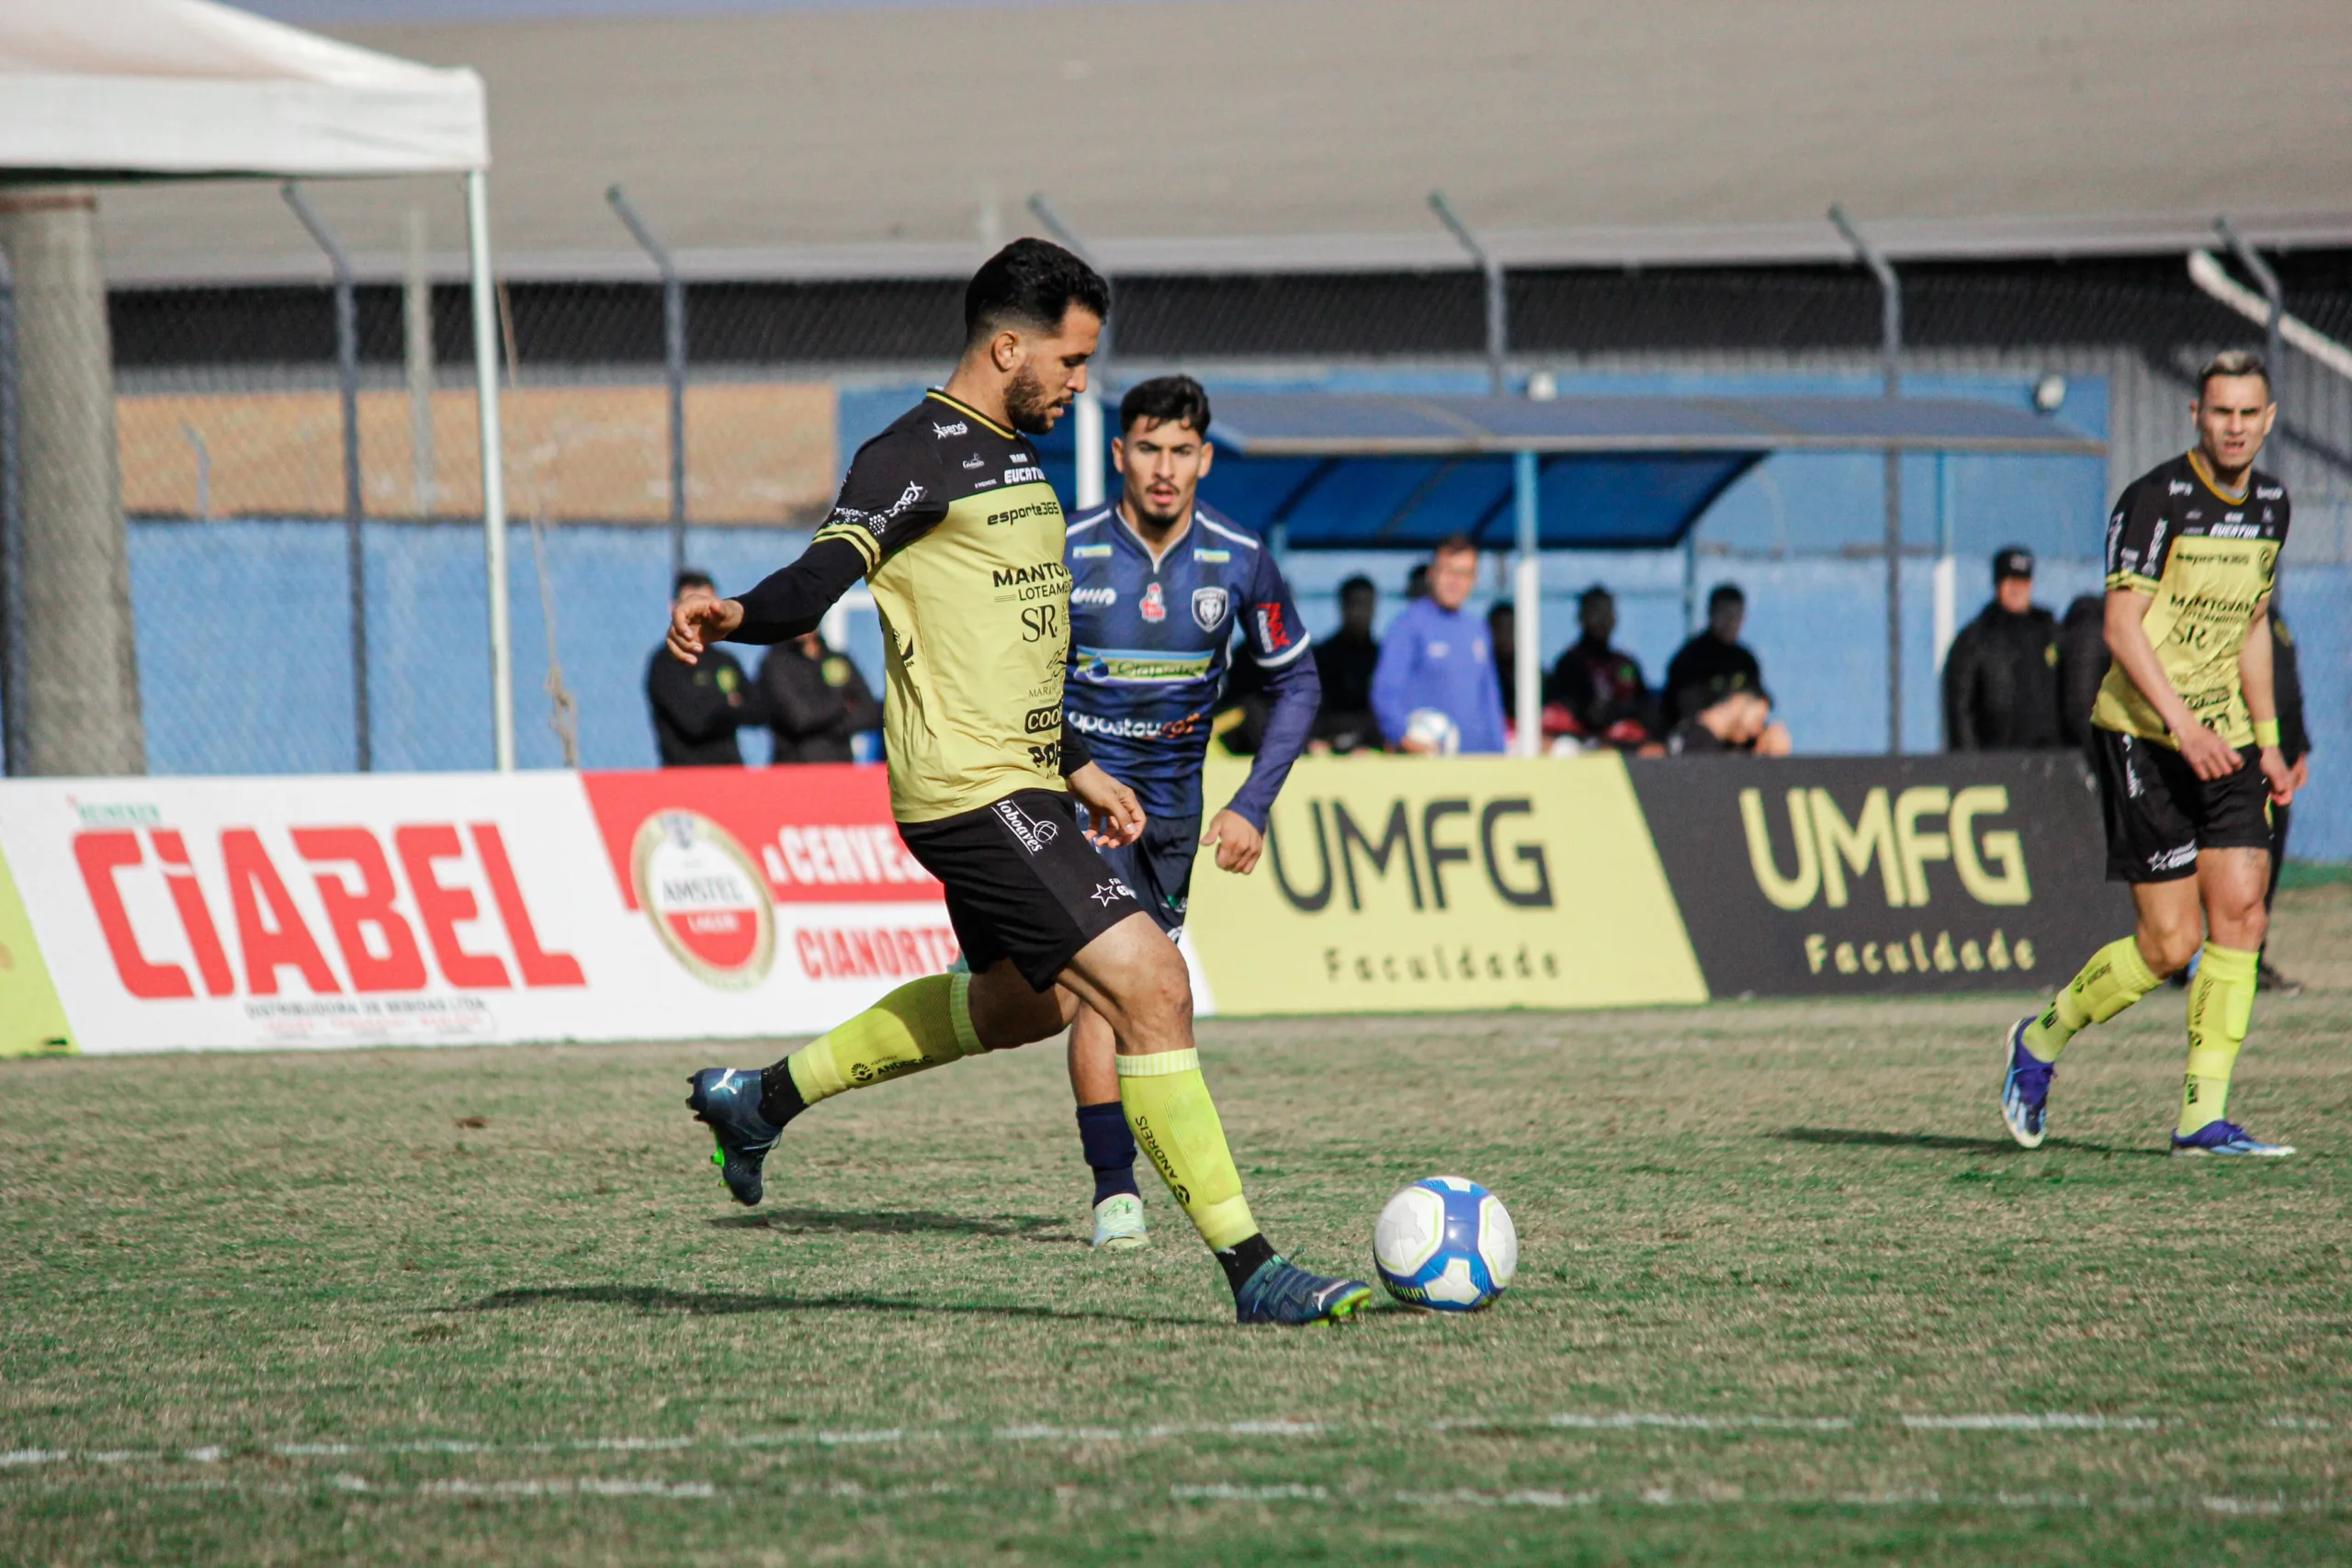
[2000,351,2300,1156]
[666,241,1372,1323]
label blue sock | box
[1074,1100,1139,1205]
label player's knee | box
[1122,942,1193,1035]
[2140,923,2201,976]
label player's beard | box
[1003,365,1063,434]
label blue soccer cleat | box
[2171,1121,2296,1157]
[2000,1017,2054,1150]
[685,1067,783,1205]
[1232,1257,1374,1326]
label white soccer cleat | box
[1090,1193,1149,1250]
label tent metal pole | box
[1830,204,1903,755]
[0,246,19,776]
[283,184,370,773]
[1027,195,1109,511]
[607,185,686,578]
[468,169,514,773]
[2213,217,2284,377]
[1511,448,1540,759]
[1430,192,1506,397]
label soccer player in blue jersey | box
[1060,375,1321,1248]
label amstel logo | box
[630,810,776,989]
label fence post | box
[283,183,371,773]
[1429,192,1506,398]
[607,185,686,577]
[468,170,515,773]
[1026,195,1109,511]
[0,244,17,775]
[1830,204,1904,756]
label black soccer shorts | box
[897,790,1145,990]
[2092,727,2272,885]
[1091,817,1200,940]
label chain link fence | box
[3,187,2346,851]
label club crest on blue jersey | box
[1191,586,1229,632]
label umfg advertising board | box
[0,768,957,1054]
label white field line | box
[0,1409,2210,1479]
[1170,1483,1328,1502]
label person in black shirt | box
[1487,602,1518,724]
[759,632,883,764]
[1311,574,1381,752]
[1662,582,1763,727]
[2056,591,2109,751]
[647,570,767,765]
[1942,547,2064,750]
[1548,584,1657,746]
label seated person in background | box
[647,569,768,766]
[759,630,883,763]
[1661,687,1791,757]
[1546,584,1657,747]
[1662,582,1763,728]
[2057,591,2109,753]
[1310,574,1382,753]
[1372,535,1508,755]
[1941,547,2063,751]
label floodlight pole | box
[0,246,20,775]
[1027,195,1110,511]
[2213,217,2284,378]
[1429,192,1506,397]
[283,183,371,773]
[1830,203,1904,756]
[468,169,514,773]
[608,185,687,577]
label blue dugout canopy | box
[1192,392,2105,550]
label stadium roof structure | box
[1196,392,2105,551]
[0,0,486,178]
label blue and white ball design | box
[1373,1177,1517,1311]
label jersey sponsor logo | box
[2210,522,2261,538]
[1139,581,1167,623]
[2256,483,2284,501]
[1080,651,1213,683]
[961,453,986,470]
[1194,547,1230,563]
[985,500,1057,527]
[1003,466,1046,485]
[1071,585,1117,606]
[931,420,968,438]
[1066,706,1209,740]
[2167,479,2195,497]
[1191,586,1230,631]
[1072,544,1113,558]
[1022,604,1062,643]
[2147,842,2198,874]
[991,798,1060,853]
[1023,705,1060,734]
[1011,451,1031,461]
[1026,740,1061,771]
[991,561,1069,589]
[1254,603,1293,650]
[1089,879,1136,908]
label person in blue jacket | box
[1061,375,1320,1248]
[1372,536,1509,753]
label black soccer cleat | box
[685,1067,783,1206]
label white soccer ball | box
[1403,707,1461,755]
[1373,1176,1517,1312]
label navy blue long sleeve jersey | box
[1063,501,1318,829]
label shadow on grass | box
[708,1207,1074,1242]
[466,1283,1207,1328]
[1773,1127,2157,1157]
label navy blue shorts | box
[1080,812,1199,939]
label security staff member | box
[1942,547,2063,750]
[759,631,882,764]
[647,570,768,765]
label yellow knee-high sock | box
[2021,935,2162,1063]
[1115,1049,1259,1251]
[784,971,985,1106]
[2179,942,2258,1136]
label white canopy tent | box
[0,0,517,768]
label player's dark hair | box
[1708,582,1746,611]
[1431,533,1478,560]
[964,238,1111,345]
[674,570,715,596]
[2198,348,2272,400]
[1120,375,1211,436]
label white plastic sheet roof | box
[0,0,486,178]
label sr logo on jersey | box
[1191,586,1229,632]
[1140,582,1167,623]
[630,810,776,989]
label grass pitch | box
[5,887,2349,1565]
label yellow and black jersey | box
[808,391,1072,822]
[2090,451,2290,750]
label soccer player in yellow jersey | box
[2001,350,2300,1156]
[665,240,1371,1323]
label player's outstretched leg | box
[686,969,989,1204]
[2000,934,2161,1148]
[1062,915,1370,1325]
[1070,1004,1148,1249]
